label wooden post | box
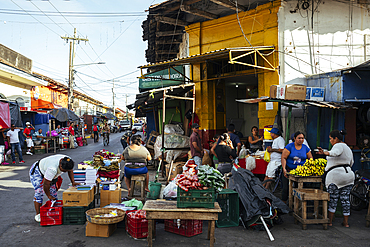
[285,106,292,145]
[161,90,166,178]
[316,108,322,148]
[328,110,336,149]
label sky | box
[0,0,162,110]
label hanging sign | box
[139,66,184,92]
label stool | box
[128,174,146,201]
[293,188,330,230]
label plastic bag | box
[245,156,256,171]
[123,198,143,210]
[164,124,184,135]
[163,180,177,198]
[239,145,247,159]
[264,151,270,162]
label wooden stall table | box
[287,174,323,211]
[143,200,222,247]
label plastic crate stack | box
[40,200,63,226]
[177,188,215,208]
[164,219,203,237]
[216,189,239,228]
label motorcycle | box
[350,147,370,210]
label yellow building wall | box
[185,1,280,131]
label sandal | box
[341,222,350,228]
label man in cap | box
[189,123,203,168]
[23,122,35,155]
[263,128,285,189]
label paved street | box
[0,132,370,247]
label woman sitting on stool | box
[121,135,151,194]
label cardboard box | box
[85,222,117,237]
[100,187,121,207]
[269,85,278,98]
[166,162,184,181]
[306,87,325,101]
[276,85,286,99]
[285,84,306,101]
[63,187,93,207]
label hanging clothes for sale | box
[0,101,11,129]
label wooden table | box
[287,174,323,211]
[142,200,222,247]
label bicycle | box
[262,166,283,198]
[102,132,109,146]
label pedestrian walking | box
[68,122,75,149]
[92,123,100,143]
[23,122,35,155]
[6,124,25,164]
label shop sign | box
[139,66,184,91]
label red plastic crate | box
[40,200,63,226]
[164,219,203,237]
[125,210,149,239]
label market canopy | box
[101,112,116,120]
[0,101,10,128]
[50,108,79,122]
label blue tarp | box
[34,113,51,125]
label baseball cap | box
[191,123,200,129]
[26,122,31,125]
[269,128,280,135]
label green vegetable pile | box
[197,165,225,192]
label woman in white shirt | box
[317,129,354,228]
[29,155,79,222]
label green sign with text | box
[139,66,184,92]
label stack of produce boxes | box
[62,185,95,225]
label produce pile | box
[126,210,146,219]
[174,163,225,192]
[198,165,225,192]
[94,149,120,159]
[175,162,203,191]
[289,158,327,176]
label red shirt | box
[23,127,32,137]
[68,126,75,136]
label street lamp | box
[68,61,105,110]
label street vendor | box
[29,154,79,222]
[23,122,35,155]
[190,123,203,168]
[281,131,313,203]
[32,129,46,145]
[102,122,110,144]
[214,133,237,174]
[121,135,151,194]
[263,128,285,189]
[317,129,354,228]
[248,126,263,152]
[55,125,65,150]
[68,122,75,149]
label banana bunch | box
[289,158,327,176]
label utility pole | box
[112,79,115,116]
[61,28,88,110]
[125,94,128,121]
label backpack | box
[93,125,98,132]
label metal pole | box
[126,94,128,121]
[112,79,115,116]
[316,107,322,148]
[329,110,335,149]
[68,41,73,110]
[285,106,292,145]
[161,90,166,177]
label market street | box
[0,132,368,247]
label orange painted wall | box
[30,86,68,110]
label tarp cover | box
[35,113,51,125]
[0,101,10,128]
[229,168,290,222]
[50,108,79,122]
[102,113,115,120]
[9,101,22,127]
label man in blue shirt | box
[32,129,46,145]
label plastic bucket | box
[147,182,161,199]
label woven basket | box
[86,208,125,224]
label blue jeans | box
[11,142,23,162]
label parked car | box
[119,120,131,132]
[132,123,143,131]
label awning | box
[50,108,79,122]
[133,83,195,115]
[236,97,357,110]
[0,62,47,89]
[139,46,276,72]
